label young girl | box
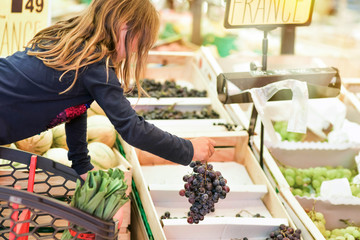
[0,0,216,179]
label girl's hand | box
[79,166,99,181]
[80,171,90,181]
[190,137,216,162]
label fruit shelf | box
[252,135,360,240]
[129,48,237,134]
[89,48,240,135]
[123,131,298,240]
[0,146,119,240]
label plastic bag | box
[247,79,309,143]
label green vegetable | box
[61,168,129,239]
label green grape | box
[324,230,331,238]
[303,192,311,197]
[308,168,315,178]
[295,175,304,186]
[292,188,303,196]
[303,177,312,185]
[334,236,345,240]
[302,185,316,194]
[343,233,355,240]
[314,167,327,177]
[307,209,327,237]
[302,168,312,178]
[314,221,327,236]
[285,168,296,178]
[331,228,343,236]
[326,169,338,180]
[273,121,305,142]
[312,179,321,189]
[316,175,326,183]
[353,229,360,238]
[336,170,345,179]
[350,185,359,196]
[342,169,352,180]
[345,226,357,234]
[315,212,326,225]
[286,175,295,187]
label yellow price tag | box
[224,0,314,28]
[0,0,49,56]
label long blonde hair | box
[27,0,160,95]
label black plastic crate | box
[0,146,119,239]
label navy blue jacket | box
[0,49,193,174]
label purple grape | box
[180,161,230,224]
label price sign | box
[224,0,315,28]
[0,0,49,56]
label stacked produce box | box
[114,49,307,240]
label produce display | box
[51,123,68,149]
[280,166,360,198]
[87,115,116,147]
[126,78,207,98]
[88,142,119,169]
[137,105,220,120]
[4,114,121,171]
[160,211,172,220]
[15,130,53,155]
[213,122,241,131]
[61,168,129,239]
[179,161,230,224]
[43,147,72,167]
[235,210,265,218]
[307,208,360,240]
[266,224,302,240]
[227,224,302,240]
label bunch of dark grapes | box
[179,161,230,224]
[266,224,302,240]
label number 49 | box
[25,0,44,13]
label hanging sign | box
[224,0,315,28]
[0,0,49,56]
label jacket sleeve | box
[83,64,194,166]
[65,112,94,175]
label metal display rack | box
[0,146,119,240]
[217,0,342,168]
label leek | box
[61,168,129,239]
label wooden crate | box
[125,131,297,240]
[130,49,235,134]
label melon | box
[51,123,68,150]
[87,115,116,147]
[43,148,72,167]
[88,142,119,169]
[90,101,106,115]
[87,108,97,117]
[16,130,53,155]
